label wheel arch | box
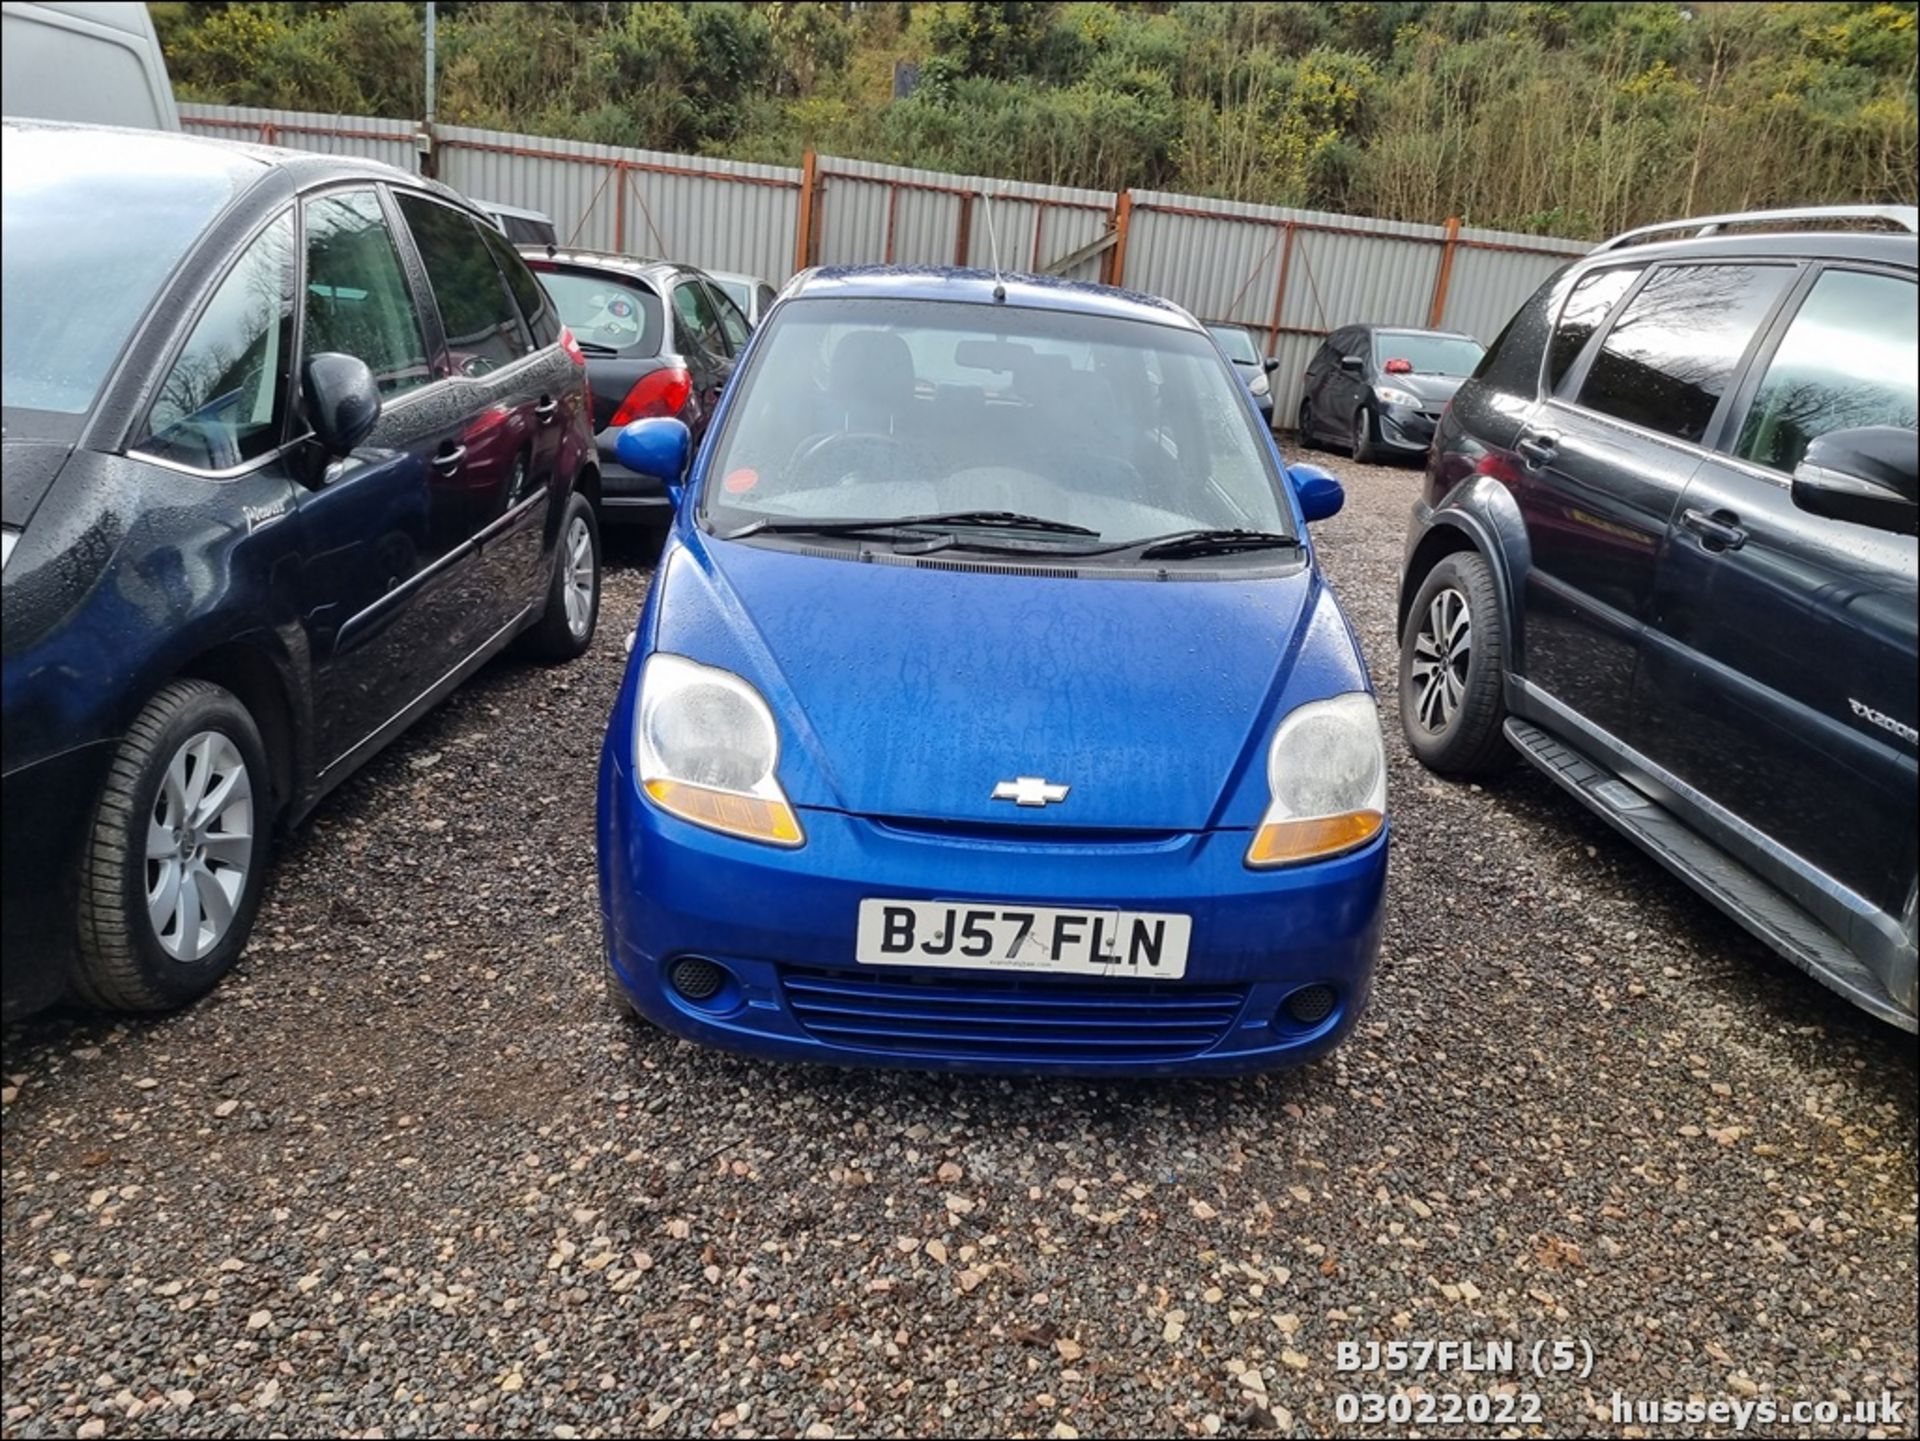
[574,460,602,510]
[1397,483,1531,670]
[175,640,306,826]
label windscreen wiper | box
[722,510,1099,542]
[1129,527,1302,560]
[575,339,621,356]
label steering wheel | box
[787,430,909,489]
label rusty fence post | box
[1107,189,1134,288]
[953,191,973,267]
[794,150,820,273]
[1428,215,1461,328]
[613,161,628,253]
[1266,221,1297,358]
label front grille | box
[781,967,1247,1063]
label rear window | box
[499,213,557,247]
[2,126,254,418]
[533,268,664,354]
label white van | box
[2,1,179,130]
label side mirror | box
[1791,426,1918,537]
[1262,356,1281,374]
[1339,354,1365,375]
[615,417,693,504]
[1288,462,1344,524]
[305,353,380,457]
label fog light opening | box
[669,956,728,1004]
[1280,983,1338,1029]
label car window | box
[1547,266,1642,393]
[714,276,753,315]
[497,214,556,247]
[1734,269,1918,475]
[141,210,294,470]
[396,193,533,376]
[756,284,777,319]
[1208,325,1260,364]
[303,190,432,398]
[711,283,752,352]
[672,280,724,356]
[1575,264,1793,445]
[533,268,664,355]
[480,224,559,347]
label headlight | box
[0,527,18,571]
[1249,369,1271,397]
[635,653,803,846]
[1374,386,1420,409]
[1246,693,1386,867]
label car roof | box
[706,268,771,289]
[520,246,695,286]
[475,199,553,223]
[1367,325,1480,341]
[789,266,1199,331]
[1,116,474,209]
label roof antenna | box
[981,189,1007,302]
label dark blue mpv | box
[596,267,1388,1074]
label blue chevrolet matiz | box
[595,267,1388,1075]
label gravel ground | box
[4,460,1915,1441]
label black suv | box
[2,123,603,1018]
[1395,206,1918,1029]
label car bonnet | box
[646,533,1371,832]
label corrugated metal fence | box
[180,103,1589,417]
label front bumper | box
[593,428,672,521]
[2,738,115,1018]
[597,752,1388,1076]
[1376,406,1441,455]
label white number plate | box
[855,899,1191,979]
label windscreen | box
[1209,325,1261,364]
[1375,331,1485,376]
[532,268,664,354]
[2,125,252,418]
[703,296,1293,546]
[715,277,754,314]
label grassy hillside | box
[151,1,1919,237]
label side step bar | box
[1504,719,1914,1031]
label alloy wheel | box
[1409,586,1472,733]
[146,730,253,962]
[562,513,595,638]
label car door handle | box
[431,444,467,476]
[1516,431,1559,467]
[534,395,559,424]
[1680,507,1748,552]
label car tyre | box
[1296,398,1317,449]
[1352,406,1378,465]
[525,489,601,663]
[604,963,639,1020]
[72,680,274,1012]
[1398,550,1514,776]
